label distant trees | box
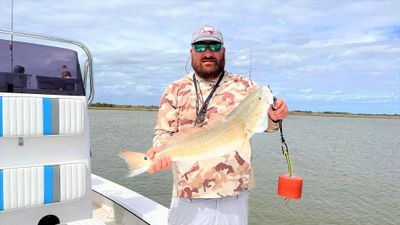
[88,102,159,111]
[88,104,398,116]
[89,102,115,107]
[292,110,313,114]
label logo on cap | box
[201,26,214,35]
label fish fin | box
[119,151,153,177]
[207,113,226,125]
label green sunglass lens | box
[209,44,221,52]
[195,44,207,52]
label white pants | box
[168,190,249,225]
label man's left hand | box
[268,99,288,122]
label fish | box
[119,86,274,177]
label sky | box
[0,0,399,114]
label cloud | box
[331,90,343,95]
[298,88,313,93]
[1,0,399,113]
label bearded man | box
[148,25,288,225]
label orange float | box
[278,174,303,199]
[276,120,303,199]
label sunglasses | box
[193,43,222,52]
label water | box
[89,110,400,225]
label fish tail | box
[119,151,153,177]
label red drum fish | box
[119,86,274,177]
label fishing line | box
[278,119,296,202]
[185,55,191,74]
[283,198,290,205]
[276,104,303,200]
[279,120,293,177]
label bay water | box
[89,110,400,225]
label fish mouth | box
[260,86,274,105]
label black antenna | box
[9,0,14,72]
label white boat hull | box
[91,174,168,225]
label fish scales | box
[159,118,246,161]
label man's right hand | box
[146,145,173,173]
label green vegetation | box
[290,110,399,119]
[292,110,313,114]
[322,111,351,115]
[88,103,399,118]
[89,102,116,107]
[89,102,158,111]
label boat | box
[0,28,168,225]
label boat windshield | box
[0,39,85,96]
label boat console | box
[0,29,96,225]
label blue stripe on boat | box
[0,96,3,137]
[43,98,52,135]
[0,169,3,211]
[44,165,53,204]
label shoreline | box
[89,106,158,111]
[288,111,399,119]
[89,106,399,119]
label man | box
[147,25,288,225]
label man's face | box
[191,41,225,79]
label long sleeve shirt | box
[153,72,278,198]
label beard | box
[192,54,225,79]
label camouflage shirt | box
[153,72,278,198]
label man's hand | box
[146,145,173,173]
[268,98,288,122]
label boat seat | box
[0,96,84,137]
[0,162,86,212]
